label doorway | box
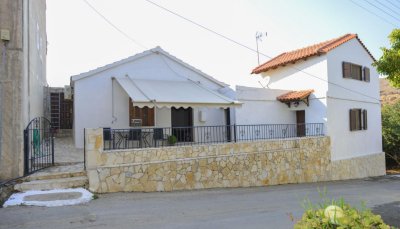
[171,107,193,142]
[296,110,306,137]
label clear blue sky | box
[46,0,398,88]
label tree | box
[373,29,400,88]
[381,101,400,166]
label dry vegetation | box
[380,78,400,105]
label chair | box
[103,128,111,141]
[153,128,168,147]
[128,129,142,148]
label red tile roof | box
[277,90,314,102]
[252,34,375,74]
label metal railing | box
[103,123,324,150]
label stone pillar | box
[84,128,103,192]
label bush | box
[294,190,392,228]
[382,101,400,167]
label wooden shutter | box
[363,109,368,130]
[349,109,355,131]
[351,64,362,80]
[343,62,351,78]
[363,67,370,82]
[129,98,155,126]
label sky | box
[46,0,398,88]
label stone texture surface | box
[85,128,386,193]
[54,137,84,164]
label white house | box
[237,34,383,162]
[71,47,240,148]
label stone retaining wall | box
[85,128,385,193]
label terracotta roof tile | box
[277,89,314,102]
[252,34,375,74]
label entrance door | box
[296,110,306,137]
[171,107,193,142]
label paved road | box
[1,177,400,229]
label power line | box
[349,0,398,27]
[363,0,400,23]
[82,0,148,50]
[384,0,400,12]
[375,0,400,16]
[82,0,381,102]
[143,0,381,102]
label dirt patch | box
[372,201,400,228]
[0,185,15,207]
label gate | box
[24,117,54,175]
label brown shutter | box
[148,107,155,126]
[363,67,370,82]
[343,62,351,78]
[363,109,368,130]
[349,109,354,131]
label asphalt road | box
[1,176,399,229]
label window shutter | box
[349,109,355,131]
[363,109,368,130]
[363,67,370,82]
[343,62,351,78]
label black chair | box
[153,128,168,147]
[103,128,111,141]
[128,129,142,148]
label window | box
[342,62,370,82]
[349,109,367,131]
[129,98,154,126]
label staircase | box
[14,163,88,192]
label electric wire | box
[83,0,382,102]
[349,0,398,27]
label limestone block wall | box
[85,128,385,193]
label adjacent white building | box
[238,34,382,161]
[71,47,239,148]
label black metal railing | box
[103,123,324,150]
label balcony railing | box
[103,123,324,150]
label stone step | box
[14,176,88,192]
[26,170,86,181]
[24,163,85,182]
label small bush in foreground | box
[294,189,392,229]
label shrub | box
[382,101,400,167]
[294,189,392,228]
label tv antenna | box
[255,31,267,65]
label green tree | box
[373,29,400,88]
[381,101,400,166]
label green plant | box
[167,135,177,145]
[373,29,400,88]
[294,188,392,228]
[382,101,400,167]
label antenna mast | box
[255,31,267,65]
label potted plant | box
[167,135,177,146]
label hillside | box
[380,78,400,106]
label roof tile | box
[277,89,314,102]
[252,34,375,74]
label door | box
[171,107,193,142]
[296,110,305,137]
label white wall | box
[326,39,382,160]
[73,52,229,148]
[235,86,294,125]
[263,55,328,98]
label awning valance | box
[114,76,241,109]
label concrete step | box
[14,176,88,192]
[26,170,86,181]
[24,163,85,182]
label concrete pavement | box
[1,176,399,229]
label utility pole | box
[255,31,267,65]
